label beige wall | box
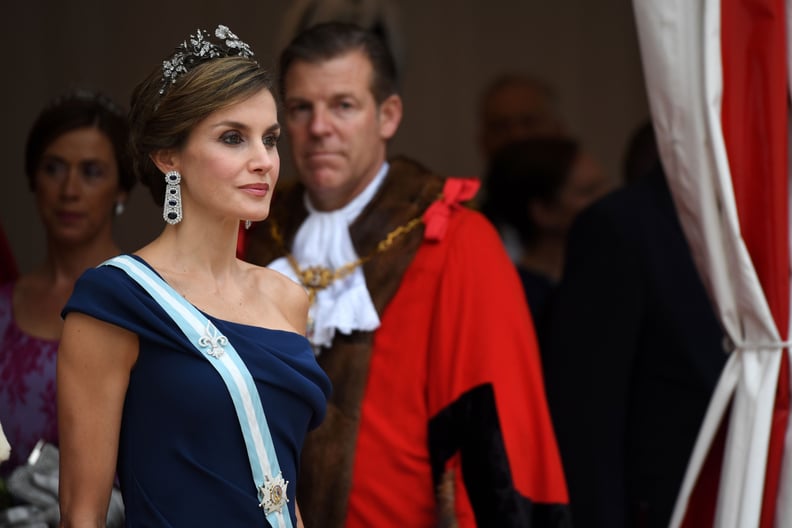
[0,0,647,273]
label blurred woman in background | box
[0,89,134,477]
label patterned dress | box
[0,282,59,477]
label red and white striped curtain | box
[632,0,790,526]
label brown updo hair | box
[129,54,273,206]
[25,89,134,193]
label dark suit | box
[541,165,727,528]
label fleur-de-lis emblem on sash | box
[198,322,228,358]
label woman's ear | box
[115,189,129,209]
[150,150,179,175]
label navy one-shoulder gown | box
[63,255,331,527]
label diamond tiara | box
[159,25,255,96]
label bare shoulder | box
[259,266,309,308]
[242,261,309,334]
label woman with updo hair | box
[0,88,132,480]
[57,25,330,527]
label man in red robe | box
[245,21,569,527]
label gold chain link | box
[269,215,425,304]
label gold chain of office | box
[269,216,424,305]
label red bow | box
[422,178,480,241]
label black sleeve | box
[542,199,644,528]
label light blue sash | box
[103,255,292,528]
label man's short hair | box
[278,21,400,104]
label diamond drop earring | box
[245,220,252,230]
[163,171,182,224]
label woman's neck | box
[13,233,121,340]
[138,217,242,281]
[41,235,121,286]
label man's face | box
[282,50,402,211]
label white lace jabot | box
[268,163,389,349]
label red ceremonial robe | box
[245,157,569,527]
